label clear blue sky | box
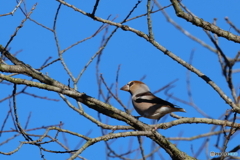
[0,1,240,160]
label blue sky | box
[0,0,240,160]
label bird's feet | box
[133,116,142,120]
[152,125,159,130]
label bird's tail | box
[175,108,186,112]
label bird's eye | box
[129,81,134,87]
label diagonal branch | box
[170,0,240,43]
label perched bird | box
[120,81,186,121]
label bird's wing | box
[134,91,185,120]
[135,91,175,107]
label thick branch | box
[170,0,240,43]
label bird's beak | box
[120,84,129,91]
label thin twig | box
[0,0,23,17]
[100,74,129,113]
[91,0,100,16]
[137,136,146,160]
[147,0,154,41]
[225,17,240,34]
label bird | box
[120,81,186,121]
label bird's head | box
[120,81,150,95]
